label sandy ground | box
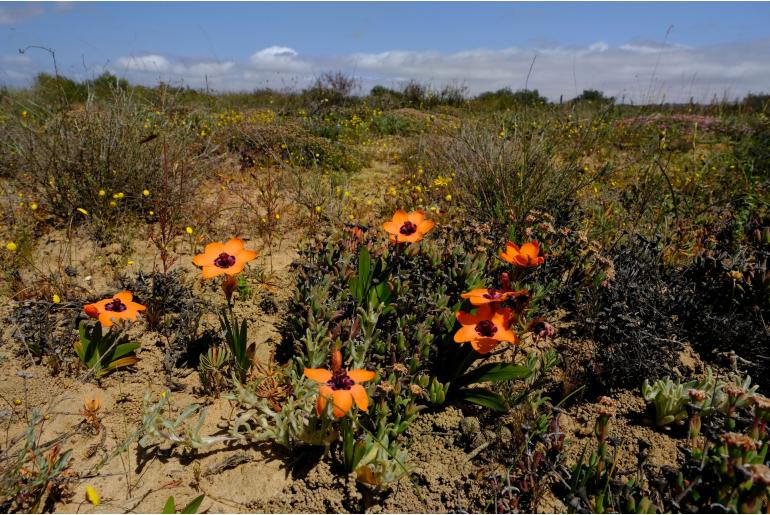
[0,159,696,513]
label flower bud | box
[331,348,343,372]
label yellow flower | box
[52,294,61,304]
[445,194,452,202]
[185,226,193,235]
[149,210,155,216]
[21,111,28,118]
[109,201,117,207]
[127,260,135,265]
[344,191,351,197]
[315,206,322,213]
[77,208,89,216]
[142,189,150,197]
[85,485,100,506]
[5,241,17,252]
[29,202,38,211]
[98,189,106,197]
[113,192,124,200]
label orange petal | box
[113,291,133,303]
[458,304,494,324]
[392,210,408,225]
[331,390,353,418]
[521,242,540,259]
[304,368,333,383]
[225,260,246,276]
[347,370,375,383]
[382,221,401,235]
[513,255,529,267]
[350,384,369,412]
[461,288,488,299]
[496,328,519,344]
[407,210,425,225]
[192,252,213,267]
[114,310,138,323]
[224,238,245,255]
[236,249,258,264]
[492,308,513,328]
[417,219,434,234]
[202,266,225,279]
[129,301,147,312]
[98,312,115,327]
[316,384,333,415]
[454,324,479,343]
[204,242,225,256]
[471,338,500,355]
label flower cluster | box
[454,239,546,355]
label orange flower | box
[454,304,518,354]
[304,367,376,418]
[461,288,524,306]
[192,238,257,279]
[84,291,146,327]
[382,210,434,243]
[499,241,544,268]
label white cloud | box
[588,41,609,53]
[249,46,309,73]
[0,4,44,24]
[1,54,32,66]
[172,60,235,77]
[116,54,171,73]
[4,40,770,103]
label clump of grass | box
[410,115,606,229]
[3,89,217,241]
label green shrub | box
[3,91,216,239]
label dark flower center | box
[482,290,504,300]
[400,221,418,236]
[329,369,354,390]
[475,319,498,337]
[214,252,236,268]
[105,298,127,312]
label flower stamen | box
[475,319,498,337]
[329,369,355,391]
[214,252,236,268]
[400,221,418,236]
[104,298,127,312]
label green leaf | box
[455,363,532,388]
[456,388,508,411]
[358,246,371,283]
[112,342,140,360]
[162,496,176,514]
[350,245,373,304]
[180,494,205,514]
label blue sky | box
[2,2,770,101]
